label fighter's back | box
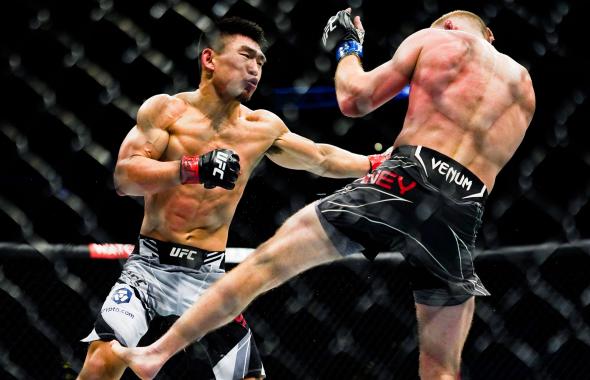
[395,28,535,191]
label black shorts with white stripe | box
[316,145,490,306]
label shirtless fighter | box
[111,9,535,380]
[77,16,388,380]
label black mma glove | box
[180,149,240,190]
[322,9,365,62]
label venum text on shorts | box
[431,158,472,190]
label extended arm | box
[251,110,366,177]
[267,130,371,178]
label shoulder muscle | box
[137,94,187,131]
[247,109,289,135]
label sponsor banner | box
[88,243,134,259]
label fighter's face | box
[212,35,266,102]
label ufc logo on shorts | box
[322,15,338,46]
[170,247,197,260]
[213,151,229,180]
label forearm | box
[335,56,372,117]
[313,143,370,178]
[114,156,181,196]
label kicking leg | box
[112,203,343,379]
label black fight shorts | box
[316,145,490,306]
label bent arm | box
[114,95,185,196]
[267,130,370,178]
[114,127,180,196]
[335,30,424,117]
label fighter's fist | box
[322,8,365,61]
[180,149,240,190]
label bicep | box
[337,32,422,116]
[117,124,170,162]
[367,36,422,108]
[117,94,183,161]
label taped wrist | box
[368,153,387,173]
[368,156,378,174]
[180,155,201,184]
[336,40,363,62]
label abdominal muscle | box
[139,185,242,251]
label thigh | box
[250,202,344,289]
[81,255,159,347]
[90,282,152,347]
[176,269,225,314]
[404,201,489,303]
[79,276,152,378]
[316,179,429,260]
[415,297,475,365]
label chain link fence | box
[1,0,589,378]
[1,243,590,379]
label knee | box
[78,357,107,380]
[78,342,126,380]
[419,351,461,380]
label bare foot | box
[110,341,165,380]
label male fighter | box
[77,16,388,380]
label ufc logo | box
[322,15,338,46]
[213,151,229,179]
[170,247,197,260]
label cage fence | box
[1,0,589,379]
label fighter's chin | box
[237,91,253,103]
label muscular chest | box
[163,114,276,175]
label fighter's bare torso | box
[393,28,535,191]
[140,91,282,250]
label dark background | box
[1,0,589,379]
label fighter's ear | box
[201,48,215,72]
[443,19,457,30]
[486,27,495,44]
